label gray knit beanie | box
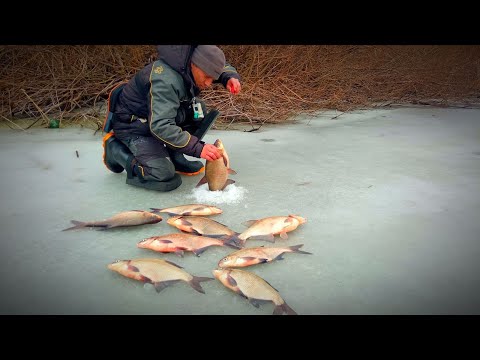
[191,45,226,80]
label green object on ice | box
[49,119,60,128]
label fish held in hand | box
[108,258,214,294]
[137,232,238,257]
[196,139,237,191]
[62,210,163,231]
[150,204,222,216]
[213,268,297,315]
[218,244,312,268]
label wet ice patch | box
[188,183,248,205]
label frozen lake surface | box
[1,106,479,315]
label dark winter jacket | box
[112,45,241,158]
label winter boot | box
[103,133,181,191]
[169,109,220,176]
[102,132,132,173]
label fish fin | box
[240,256,268,264]
[226,273,237,287]
[174,250,185,257]
[279,231,288,240]
[193,246,211,257]
[189,276,215,294]
[127,264,140,272]
[152,209,176,216]
[222,155,229,167]
[62,220,87,231]
[158,239,173,243]
[95,225,111,231]
[289,244,313,255]
[140,275,151,283]
[250,298,271,308]
[274,254,285,261]
[250,234,276,243]
[178,218,193,227]
[207,234,226,238]
[221,234,244,249]
[227,168,237,175]
[153,280,180,293]
[222,179,235,189]
[193,206,206,211]
[274,302,298,315]
[249,299,260,308]
[222,237,242,249]
[130,210,144,212]
[238,291,248,299]
[164,260,184,268]
[242,220,257,227]
[195,176,208,188]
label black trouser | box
[113,133,176,182]
[113,102,215,181]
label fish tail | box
[273,302,298,315]
[288,244,313,255]
[189,276,215,294]
[193,246,212,256]
[62,220,87,231]
[222,233,245,249]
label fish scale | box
[213,268,297,314]
[218,244,312,267]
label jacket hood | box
[156,45,199,96]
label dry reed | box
[1,45,479,129]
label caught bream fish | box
[226,214,307,247]
[213,268,297,315]
[218,244,312,268]
[108,258,214,294]
[167,215,237,237]
[137,232,239,257]
[150,204,222,216]
[196,139,236,191]
[62,210,162,231]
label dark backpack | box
[103,82,127,133]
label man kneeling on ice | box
[102,45,242,191]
